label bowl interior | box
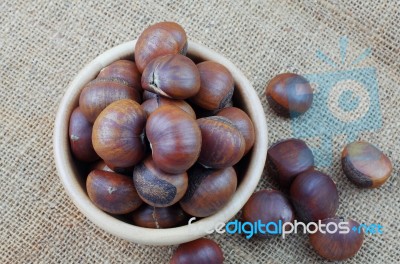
[53,40,268,245]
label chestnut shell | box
[97,60,142,93]
[197,116,245,169]
[341,141,392,188]
[133,156,188,207]
[191,61,234,110]
[135,21,187,73]
[309,218,364,261]
[79,78,141,123]
[130,204,188,228]
[69,107,99,162]
[86,170,142,214]
[265,73,313,117]
[217,107,255,155]
[141,96,196,119]
[290,170,339,223]
[141,54,200,99]
[180,165,237,217]
[146,105,201,174]
[92,99,147,168]
[242,189,294,237]
[267,138,314,189]
[170,238,224,264]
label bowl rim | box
[53,40,268,246]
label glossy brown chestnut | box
[79,78,141,123]
[92,99,147,168]
[191,61,234,110]
[170,238,224,264]
[86,169,142,214]
[267,138,314,189]
[130,204,188,228]
[141,54,200,99]
[309,218,364,261]
[217,107,255,154]
[242,189,294,237]
[135,21,187,73]
[141,96,196,119]
[265,73,313,117]
[69,107,99,162]
[133,156,188,207]
[97,60,142,93]
[197,116,245,169]
[180,165,237,217]
[290,170,339,223]
[342,141,392,188]
[146,105,201,174]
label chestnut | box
[146,105,201,174]
[133,156,188,207]
[79,78,141,123]
[217,107,255,154]
[69,107,99,162]
[242,189,294,237]
[97,59,142,93]
[135,21,187,73]
[141,54,200,99]
[191,61,234,110]
[90,160,114,172]
[130,204,188,228]
[290,170,339,223]
[86,169,142,214]
[92,99,147,168]
[170,238,224,264]
[265,73,313,117]
[267,138,314,189]
[197,116,245,169]
[141,96,196,119]
[180,165,237,217]
[142,90,158,101]
[342,141,392,188]
[309,218,364,261]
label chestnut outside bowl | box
[53,40,268,246]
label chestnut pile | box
[69,22,255,234]
[249,72,393,261]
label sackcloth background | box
[1,0,399,263]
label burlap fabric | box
[1,0,399,263]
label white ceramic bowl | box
[53,40,268,245]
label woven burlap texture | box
[1,0,399,263]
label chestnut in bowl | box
[141,54,200,99]
[135,21,187,73]
[97,59,142,93]
[146,105,201,174]
[130,204,188,229]
[180,164,237,217]
[133,156,188,207]
[197,116,245,169]
[69,107,99,162]
[54,40,267,245]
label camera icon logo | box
[291,37,382,167]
